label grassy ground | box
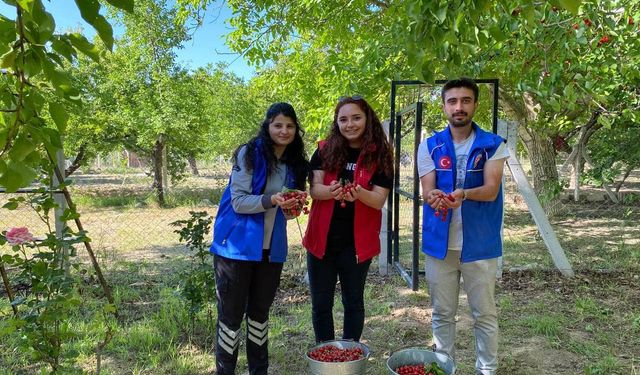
[1,170,639,374]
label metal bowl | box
[305,339,370,375]
[386,347,456,374]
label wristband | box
[462,189,467,201]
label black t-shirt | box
[310,147,392,250]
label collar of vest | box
[434,122,497,148]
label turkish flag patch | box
[473,154,483,168]
[438,155,452,169]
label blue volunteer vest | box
[210,142,294,263]
[422,123,505,262]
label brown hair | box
[321,97,393,179]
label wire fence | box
[391,126,640,276]
[1,143,639,276]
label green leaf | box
[0,16,16,50]
[0,127,7,151]
[60,208,80,221]
[0,48,16,69]
[49,102,68,132]
[488,25,506,41]
[74,0,113,50]
[51,36,76,62]
[597,115,612,128]
[103,0,134,13]
[2,201,18,210]
[37,9,55,41]
[68,33,101,62]
[420,59,435,83]
[32,260,46,276]
[74,0,100,23]
[0,160,37,191]
[9,134,35,161]
[433,5,447,24]
[91,14,114,50]
[41,127,62,149]
[16,0,34,13]
[22,48,42,78]
[558,0,582,15]
[103,303,117,314]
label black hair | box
[232,102,309,190]
[441,77,479,102]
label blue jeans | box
[307,248,371,343]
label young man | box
[417,78,509,375]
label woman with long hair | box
[303,96,393,343]
[211,102,309,374]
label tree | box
[0,0,132,192]
[179,0,639,209]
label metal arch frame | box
[387,79,500,290]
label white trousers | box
[425,251,498,375]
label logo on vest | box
[438,155,452,169]
[472,154,483,168]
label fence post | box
[500,120,574,277]
[496,121,512,279]
[53,145,69,273]
[162,143,169,194]
[379,120,390,275]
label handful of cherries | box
[281,188,309,217]
[433,192,455,222]
[339,178,357,208]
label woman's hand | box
[342,184,362,202]
[328,180,343,201]
[271,193,298,209]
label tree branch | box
[65,143,87,177]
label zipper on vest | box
[221,219,241,245]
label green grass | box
[523,315,565,338]
[72,187,223,209]
[585,355,622,375]
[1,173,639,374]
[2,256,639,374]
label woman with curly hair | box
[211,102,309,374]
[303,96,393,343]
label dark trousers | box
[307,248,372,343]
[214,253,283,375]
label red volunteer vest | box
[302,142,382,263]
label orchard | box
[0,0,639,374]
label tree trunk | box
[152,135,165,206]
[188,155,199,176]
[500,90,561,215]
[65,144,87,177]
[519,128,559,194]
[615,165,633,193]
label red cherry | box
[597,35,610,46]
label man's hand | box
[426,189,446,209]
[441,188,464,209]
